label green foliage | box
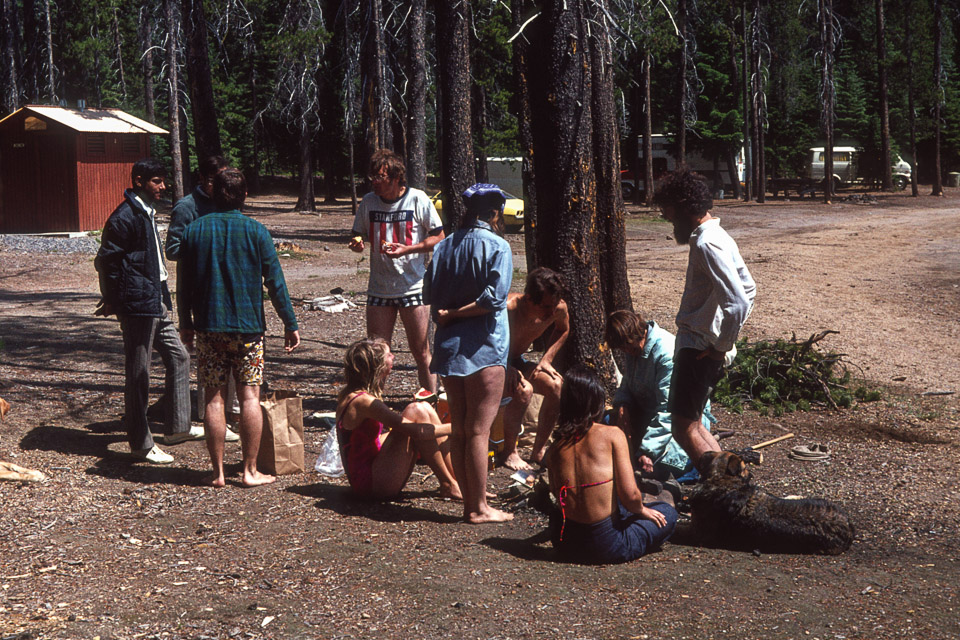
[714,332,881,417]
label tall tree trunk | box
[750,30,760,201]
[675,0,687,165]
[43,0,54,102]
[405,0,427,189]
[931,0,943,196]
[22,0,38,103]
[361,0,390,163]
[752,0,765,203]
[726,3,742,200]
[472,82,488,182]
[164,0,184,201]
[528,0,609,372]
[820,0,835,204]
[1,0,20,114]
[906,0,918,197]
[112,8,126,102]
[435,0,473,232]
[179,102,191,190]
[344,5,358,217]
[511,0,538,270]
[741,0,751,201]
[182,0,222,160]
[876,0,892,190]
[295,120,316,212]
[588,0,631,318]
[642,48,654,206]
[139,6,154,122]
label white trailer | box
[623,134,745,199]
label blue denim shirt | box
[614,321,714,473]
[424,221,512,377]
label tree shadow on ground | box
[288,481,461,524]
[19,424,210,486]
[479,530,556,563]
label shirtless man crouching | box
[499,267,570,470]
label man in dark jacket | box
[95,158,201,464]
[162,155,239,439]
[164,155,228,261]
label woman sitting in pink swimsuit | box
[336,338,461,500]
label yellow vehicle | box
[430,191,525,232]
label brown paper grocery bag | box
[258,390,305,475]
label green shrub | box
[714,331,881,415]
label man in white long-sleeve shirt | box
[654,169,756,471]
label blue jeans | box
[551,500,678,564]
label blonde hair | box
[338,338,390,403]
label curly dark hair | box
[652,168,713,219]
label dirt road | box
[0,189,957,639]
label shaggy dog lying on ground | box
[688,451,854,555]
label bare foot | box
[465,506,514,524]
[204,473,226,488]
[497,451,532,472]
[242,470,276,487]
[530,448,546,467]
[439,481,463,500]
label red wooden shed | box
[0,106,168,234]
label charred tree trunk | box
[876,0,892,190]
[931,0,943,196]
[435,0,473,232]
[588,0,631,317]
[528,0,612,372]
[512,0,538,271]
[405,0,427,189]
[182,0,222,160]
[164,0,184,200]
[139,6,155,123]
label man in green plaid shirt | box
[177,168,300,487]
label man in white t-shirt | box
[349,149,444,394]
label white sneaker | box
[160,426,206,445]
[132,445,174,464]
[223,427,241,443]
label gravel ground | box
[0,190,958,640]
[0,234,102,255]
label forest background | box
[2,0,958,369]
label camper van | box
[622,134,745,199]
[808,146,911,190]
